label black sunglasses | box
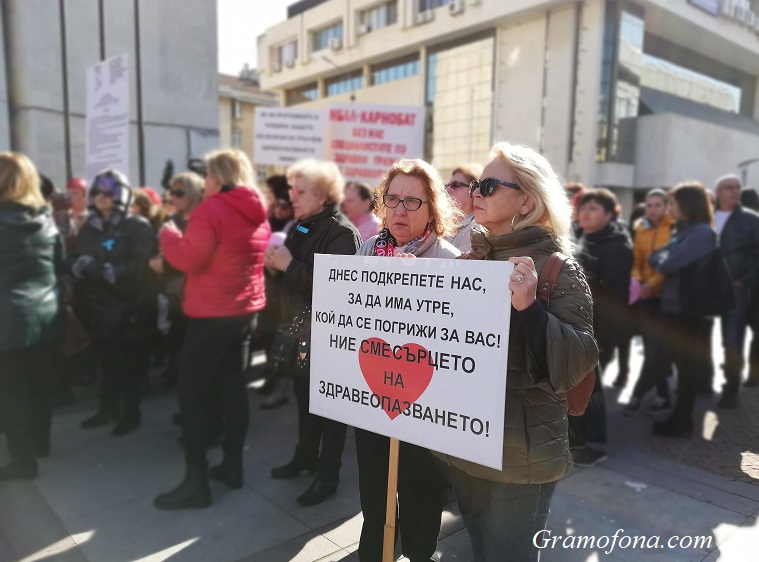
[170,189,185,198]
[91,187,114,198]
[382,193,428,212]
[469,178,521,197]
[445,180,469,190]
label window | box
[232,100,242,120]
[418,0,449,11]
[359,1,398,33]
[286,82,319,106]
[276,40,298,67]
[231,129,243,148]
[326,70,363,97]
[312,22,343,52]
[372,55,420,86]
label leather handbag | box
[269,308,311,373]
[537,253,596,416]
[678,248,735,317]
[60,305,91,356]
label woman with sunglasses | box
[149,172,204,389]
[69,170,156,437]
[354,159,461,562]
[444,143,598,562]
[444,163,483,252]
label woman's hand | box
[149,256,164,275]
[508,256,538,311]
[395,252,416,259]
[264,244,294,272]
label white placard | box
[253,107,326,165]
[85,53,130,183]
[325,103,426,183]
[310,254,513,470]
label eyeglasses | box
[382,193,428,211]
[445,181,469,191]
[469,178,521,197]
[91,187,114,198]
[276,200,291,209]
[170,190,185,198]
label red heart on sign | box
[357,337,434,420]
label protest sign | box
[85,53,130,182]
[326,103,426,183]
[310,254,513,470]
[253,107,326,165]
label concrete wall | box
[4,0,218,188]
[634,112,759,188]
[0,5,9,152]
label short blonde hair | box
[452,163,484,184]
[170,172,204,210]
[377,159,462,238]
[204,149,254,187]
[489,143,572,255]
[287,159,345,205]
[0,152,45,207]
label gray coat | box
[357,230,461,259]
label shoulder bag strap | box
[537,252,567,306]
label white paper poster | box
[85,53,130,183]
[253,107,326,165]
[326,103,426,183]
[310,254,513,470]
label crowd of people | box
[1,141,757,561]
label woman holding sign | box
[354,159,461,562]
[449,143,598,561]
[265,159,362,506]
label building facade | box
[258,0,759,211]
[0,0,219,189]
[218,69,278,184]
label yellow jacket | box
[631,214,674,298]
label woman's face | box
[446,171,473,215]
[385,174,431,246]
[204,173,223,199]
[670,199,684,221]
[578,200,613,234]
[342,186,371,222]
[273,199,293,220]
[170,183,190,215]
[94,191,114,215]
[290,176,326,220]
[645,195,667,225]
[472,158,527,236]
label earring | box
[511,212,520,232]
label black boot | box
[153,463,212,510]
[80,409,117,429]
[296,477,339,506]
[652,414,693,437]
[112,396,141,436]
[112,415,141,436]
[209,452,244,490]
[271,446,317,479]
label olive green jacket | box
[443,226,598,484]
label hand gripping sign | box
[310,254,513,470]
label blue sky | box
[218,0,292,74]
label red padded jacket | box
[160,186,270,318]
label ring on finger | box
[514,274,525,284]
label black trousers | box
[666,313,705,425]
[163,309,187,385]
[355,429,447,562]
[96,336,150,421]
[632,299,672,401]
[0,344,56,469]
[293,375,347,481]
[178,314,256,464]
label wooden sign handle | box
[382,438,400,562]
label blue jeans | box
[450,466,556,562]
[721,285,751,395]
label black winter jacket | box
[69,211,156,339]
[276,205,361,322]
[719,204,759,289]
[0,202,63,351]
[576,222,632,351]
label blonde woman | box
[0,153,63,480]
[444,162,483,252]
[449,143,598,561]
[155,150,270,510]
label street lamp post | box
[737,158,759,186]
[321,55,356,102]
